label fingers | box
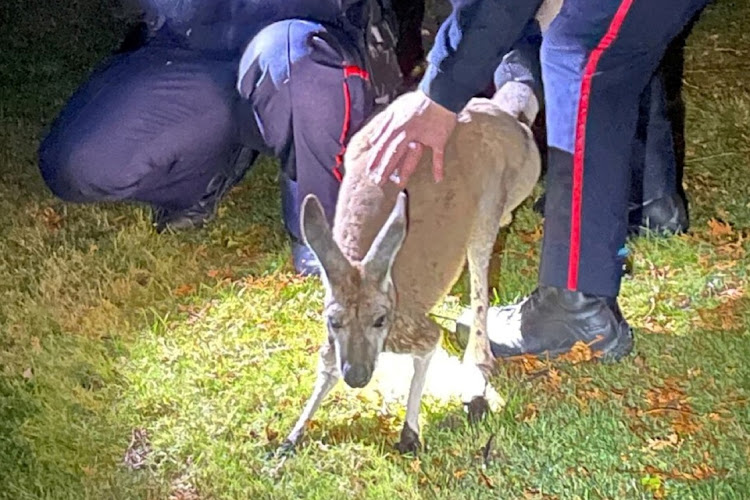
[365,114,395,178]
[431,148,445,183]
[396,143,424,188]
[371,130,409,186]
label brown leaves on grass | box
[452,469,468,480]
[576,385,608,402]
[556,340,602,364]
[643,432,680,452]
[264,422,279,443]
[478,469,496,489]
[546,368,562,389]
[644,379,690,412]
[694,294,748,332]
[504,340,601,388]
[40,206,64,230]
[707,217,734,238]
[626,377,706,447]
[206,267,235,281]
[522,487,557,499]
[517,403,538,423]
[173,283,196,297]
[692,217,747,260]
[517,225,544,244]
[642,315,675,335]
[641,455,724,483]
[243,273,307,296]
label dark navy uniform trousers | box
[494,14,696,214]
[38,20,373,242]
[534,0,709,298]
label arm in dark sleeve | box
[493,18,544,104]
[418,0,544,113]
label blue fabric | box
[491,15,682,210]
[238,20,374,240]
[538,0,710,298]
[137,0,369,55]
[418,0,543,112]
[492,19,544,104]
[39,20,373,237]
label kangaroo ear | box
[363,191,408,289]
[300,194,350,282]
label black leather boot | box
[629,191,689,234]
[455,285,633,361]
[152,147,257,233]
[291,238,321,277]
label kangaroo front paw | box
[394,425,421,455]
[465,396,490,425]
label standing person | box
[493,5,703,235]
[366,0,710,359]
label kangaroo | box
[281,83,541,454]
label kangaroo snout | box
[342,362,372,388]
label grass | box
[0,0,748,498]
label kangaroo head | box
[301,192,408,388]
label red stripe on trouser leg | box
[343,65,370,80]
[333,65,370,182]
[568,0,635,290]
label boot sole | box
[452,315,635,363]
[528,321,634,363]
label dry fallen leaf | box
[264,423,279,442]
[519,403,538,423]
[453,469,468,480]
[707,218,734,238]
[174,283,196,297]
[207,267,235,280]
[671,413,702,436]
[518,225,544,244]
[478,470,495,489]
[643,432,680,452]
[523,487,558,499]
[578,386,607,401]
[546,368,562,389]
[40,206,64,230]
[690,463,718,480]
[509,354,547,374]
[557,340,600,364]
[695,295,746,331]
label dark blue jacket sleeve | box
[419,0,543,113]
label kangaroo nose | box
[342,363,371,388]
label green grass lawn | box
[1,1,749,498]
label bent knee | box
[238,19,346,98]
[38,126,138,203]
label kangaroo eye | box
[328,317,343,330]
[373,314,387,328]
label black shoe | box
[152,204,213,233]
[629,192,689,235]
[455,286,633,361]
[292,239,321,277]
[152,147,257,233]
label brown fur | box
[281,87,541,454]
